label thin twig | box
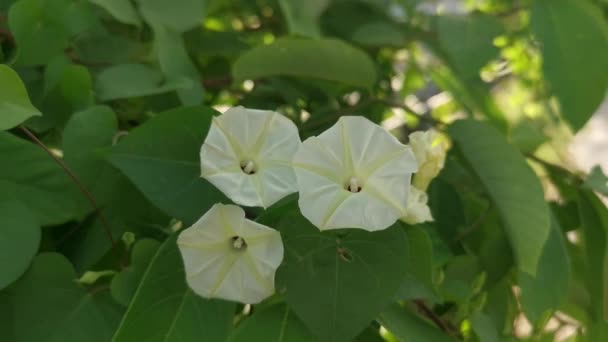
[20,126,117,248]
[412,299,453,334]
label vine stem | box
[20,126,117,248]
[412,299,454,335]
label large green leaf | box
[266,208,409,342]
[228,304,313,342]
[108,106,226,224]
[531,0,608,131]
[89,0,142,26]
[0,132,82,225]
[136,0,205,32]
[279,0,329,38]
[62,106,167,270]
[6,253,122,342]
[519,215,571,324]
[438,14,504,79]
[378,304,454,342]
[233,38,377,88]
[0,65,41,130]
[0,201,40,289]
[578,190,608,321]
[449,120,550,275]
[583,166,608,197]
[112,235,235,342]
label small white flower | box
[177,203,284,304]
[201,106,301,208]
[408,130,446,191]
[293,116,418,231]
[401,186,433,225]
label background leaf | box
[0,65,41,130]
[378,304,454,342]
[228,304,313,342]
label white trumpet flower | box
[401,186,433,225]
[408,130,446,191]
[177,204,284,304]
[293,116,418,231]
[200,107,301,208]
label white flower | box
[408,130,446,191]
[293,116,418,231]
[177,203,284,304]
[401,186,433,225]
[200,106,301,208]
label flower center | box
[231,236,247,250]
[240,160,257,175]
[346,177,362,193]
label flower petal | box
[177,204,284,304]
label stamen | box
[231,236,247,250]
[348,177,361,193]
[240,160,257,174]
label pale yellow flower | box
[409,130,446,191]
[401,186,433,225]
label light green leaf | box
[95,64,193,101]
[89,0,142,26]
[7,253,121,342]
[0,65,41,130]
[0,132,83,225]
[470,312,500,342]
[110,239,161,306]
[8,0,70,66]
[108,106,227,224]
[279,0,329,38]
[578,190,608,321]
[531,0,608,131]
[438,14,504,79]
[378,304,454,342]
[449,120,551,275]
[136,0,205,32]
[0,201,40,290]
[228,304,313,342]
[233,38,377,88]
[351,21,406,47]
[519,215,571,324]
[112,236,235,342]
[265,208,409,341]
[583,166,608,197]
[153,24,203,105]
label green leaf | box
[0,132,82,225]
[405,226,435,290]
[470,312,500,342]
[519,215,571,324]
[438,14,504,79]
[0,201,40,290]
[578,190,608,321]
[531,0,608,131]
[378,304,454,342]
[110,239,161,306]
[95,64,193,101]
[89,0,142,26]
[108,106,226,224]
[8,0,70,66]
[268,209,409,341]
[233,38,377,89]
[136,0,205,32]
[583,166,608,197]
[62,106,167,270]
[59,64,94,109]
[112,235,235,342]
[0,65,42,130]
[153,24,203,105]
[228,304,313,342]
[279,0,329,38]
[7,253,121,342]
[449,120,551,275]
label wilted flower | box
[200,106,301,208]
[409,130,446,191]
[401,186,433,225]
[177,204,284,304]
[293,116,418,231]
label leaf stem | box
[412,299,455,335]
[19,126,118,249]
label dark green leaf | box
[112,235,235,342]
[378,304,454,342]
[583,166,608,197]
[449,120,550,275]
[233,38,377,88]
[108,106,226,224]
[269,209,409,342]
[470,312,500,342]
[136,0,205,32]
[0,201,40,289]
[7,253,120,342]
[531,0,608,130]
[89,0,142,26]
[228,304,313,342]
[0,65,41,130]
[279,0,329,38]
